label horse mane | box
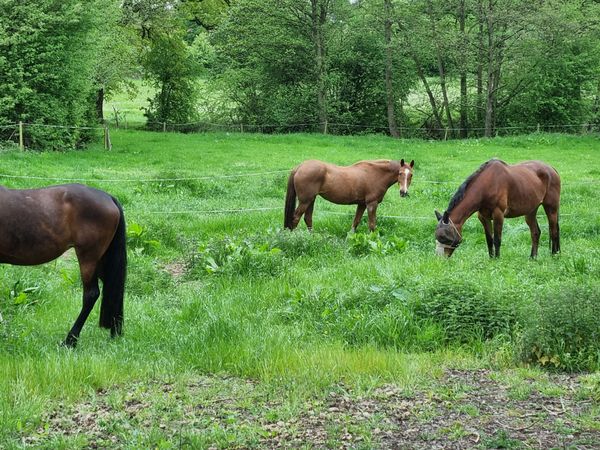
[446,159,506,213]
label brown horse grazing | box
[284,158,414,231]
[0,184,126,347]
[434,159,560,258]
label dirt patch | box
[161,260,187,278]
[22,370,600,448]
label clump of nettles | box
[518,284,600,371]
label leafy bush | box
[264,229,343,258]
[279,283,443,351]
[416,280,518,344]
[188,236,285,278]
[518,284,600,371]
[126,222,161,256]
[347,232,407,257]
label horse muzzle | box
[435,240,455,257]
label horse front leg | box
[492,211,504,258]
[366,201,379,232]
[351,204,366,232]
[477,212,494,257]
[64,260,100,348]
[525,211,541,258]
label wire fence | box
[1,120,599,149]
[143,120,600,139]
[0,121,598,218]
[0,170,598,186]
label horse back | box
[502,161,560,216]
[294,159,394,204]
[0,184,120,265]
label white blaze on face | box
[400,168,410,193]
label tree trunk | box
[427,0,454,137]
[412,51,444,136]
[476,1,484,131]
[311,0,328,134]
[96,87,105,123]
[458,0,468,138]
[484,0,495,138]
[384,0,399,138]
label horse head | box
[398,159,415,197]
[434,210,462,257]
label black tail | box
[284,170,297,229]
[99,197,127,336]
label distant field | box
[1,131,599,448]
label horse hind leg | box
[543,204,560,254]
[525,211,541,259]
[292,198,314,230]
[366,201,379,232]
[63,258,100,348]
[303,199,316,231]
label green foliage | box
[416,280,518,344]
[279,283,443,350]
[519,284,600,371]
[347,232,407,257]
[126,222,161,255]
[143,33,200,127]
[188,236,284,278]
[0,0,107,150]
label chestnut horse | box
[284,158,414,231]
[0,184,126,347]
[434,159,560,258]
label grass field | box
[1,130,600,448]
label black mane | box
[446,159,506,213]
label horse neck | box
[382,161,400,187]
[447,182,482,230]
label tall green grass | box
[1,130,599,444]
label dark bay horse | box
[285,158,414,231]
[0,183,126,347]
[434,159,560,258]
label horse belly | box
[504,189,545,217]
[0,233,70,265]
[319,173,364,204]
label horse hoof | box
[61,336,78,348]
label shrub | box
[187,236,285,279]
[518,284,600,371]
[278,283,443,351]
[347,231,407,257]
[416,280,518,344]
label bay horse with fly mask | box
[284,158,414,231]
[434,159,560,258]
[0,183,126,347]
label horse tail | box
[284,170,297,229]
[99,197,127,335]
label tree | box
[142,32,200,127]
[92,2,140,123]
[0,0,106,150]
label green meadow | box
[1,130,600,447]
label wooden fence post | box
[19,121,24,150]
[163,122,166,132]
[104,125,112,150]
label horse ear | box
[410,160,415,168]
[442,211,449,224]
[400,158,405,166]
[435,210,443,221]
